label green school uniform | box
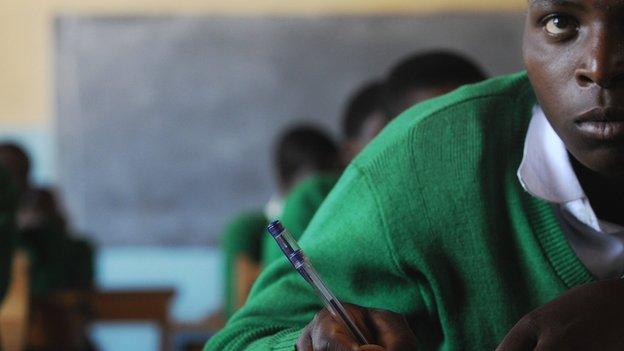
[221,211,268,318]
[64,236,95,289]
[261,173,339,265]
[205,72,595,350]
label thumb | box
[367,309,418,350]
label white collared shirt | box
[518,106,624,279]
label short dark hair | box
[0,142,31,190]
[275,125,339,191]
[342,81,387,140]
[20,187,67,230]
[384,50,487,116]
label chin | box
[577,149,624,178]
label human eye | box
[541,13,579,39]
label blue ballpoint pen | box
[267,220,370,345]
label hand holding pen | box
[267,220,369,344]
[267,220,418,350]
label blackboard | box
[55,13,526,246]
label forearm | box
[205,259,315,350]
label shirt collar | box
[264,194,284,219]
[517,105,586,203]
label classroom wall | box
[1,0,526,127]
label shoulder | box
[354,72,535,174]
[221,211,267,249]
[337,72,537,241]
[286,173,340,205]
[281,172,340,237]
[225,212,267,230]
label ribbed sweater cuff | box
[268,328,301,350]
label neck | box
[571,156,624,227]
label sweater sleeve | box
[261,173,338,265]
[204,165,428,350]
[280,173,338,241]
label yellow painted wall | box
[0,0,526,125]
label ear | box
[341,140,362,166]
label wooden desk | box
[90,289,175,351]
[31,289,175,351]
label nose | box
[575,25,624,89]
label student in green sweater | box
[0,145,28,301]
[263,52,488,264]
[261,82,387,264]
[381,50,487,119]
[221,126,340,320]
[18,187,95,294]
[206,1,624,349]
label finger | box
[367,309,418,350]
[343,304,377,343]
[533,337,556,351]
[297,324,314,351]
[532,329,567,351]
[313,334,360,351]
[311,323,360,351]
[495,318,538,351]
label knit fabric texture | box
[261,172,339,265]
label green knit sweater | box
[261,173,339,265]
[205,72,595,350]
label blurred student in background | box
[0,152,19,348]
[0,143,96,351]
[0,144,29,197]
[260,81,387,265]
[19,188,94,292]
[0,143,94,296]
[260,50,488,266]
[0,157,18,301]
[340,81,389,166]
[219,125,340,322]
[0,144,32,351]
[383,50,487,118]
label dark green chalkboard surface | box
[55,14,524,246]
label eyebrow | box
[529,0,585,9]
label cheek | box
[524,34,578,123]
[525,38,565,95]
